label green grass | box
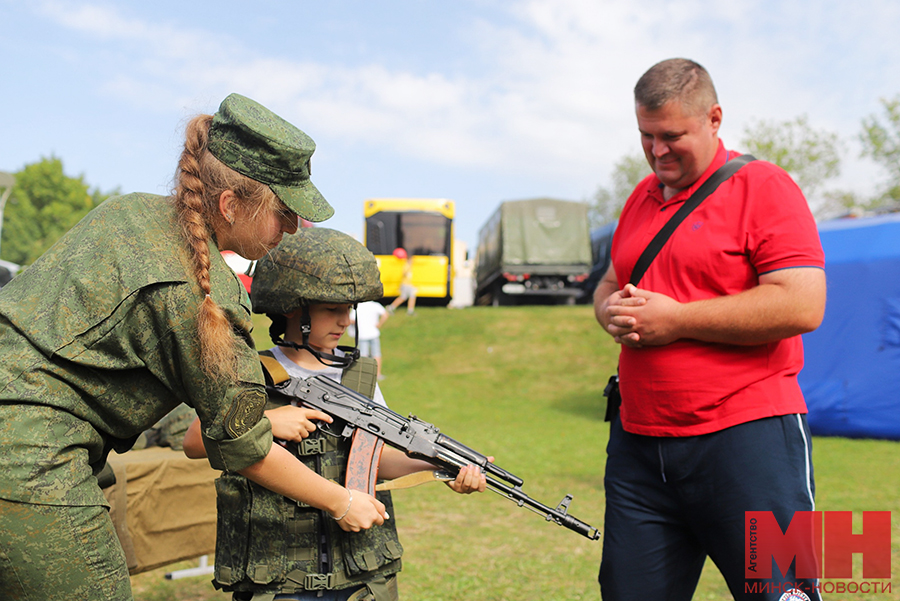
[131,306,900,600]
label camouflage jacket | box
[0,193,271,506]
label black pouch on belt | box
[603,375,621,422]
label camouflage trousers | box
[0,498,132,600]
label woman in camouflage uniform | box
[183,228,486,601]
[0,94,387,601]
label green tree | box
[859,94,900,206]
[0,156,116,265]
[589,152,651,228]
[740,115,844,218]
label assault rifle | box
[277,374,601,541]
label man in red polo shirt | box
[593,58,826,600]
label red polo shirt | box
[612,141,825,436]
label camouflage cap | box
[251,227,383,315]
[208,93,334,222]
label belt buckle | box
[299,438,326,455]
[304,573,334,590]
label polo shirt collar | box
[648,139,731,205]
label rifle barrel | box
[485,476,601,541]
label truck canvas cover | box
[499,199,592,266]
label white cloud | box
[39,0,219,59]
[31,0,900,201]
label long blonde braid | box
[174,114,277,381]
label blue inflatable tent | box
[799,212,900,440]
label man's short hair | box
[634,58,718,116]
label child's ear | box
[283,310,299,319]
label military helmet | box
[251,227,383,315]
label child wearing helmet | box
[183,228,485,601]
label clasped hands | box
[604,284,683,348]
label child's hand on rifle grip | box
[267,405,332,443]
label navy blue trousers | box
[599,414,822,601]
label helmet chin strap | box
[275,305,360,369]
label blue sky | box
[2,0,899,251]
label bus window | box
[399,212,450,256]
[365,212,398,255]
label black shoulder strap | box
[629,154,756,286]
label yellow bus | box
[363,198,455,304]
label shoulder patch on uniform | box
[225,388,267,438]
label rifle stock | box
[277,375,600,541]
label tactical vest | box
[213,353,403,596]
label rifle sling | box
[375,470,454,492]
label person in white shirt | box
[352,300,390,380]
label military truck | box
[475,198,592,306]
